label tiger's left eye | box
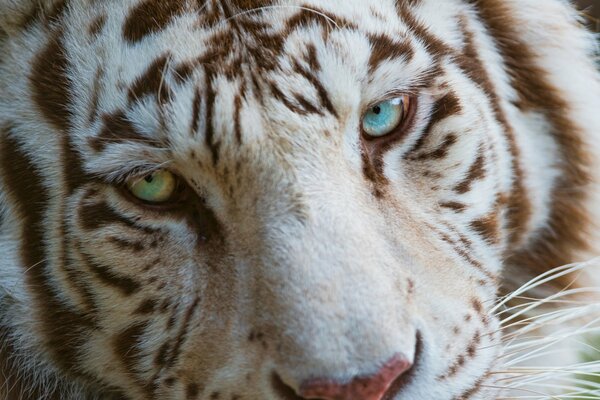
[127,170,178,204]
[362,95,411,138]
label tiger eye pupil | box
[144,175,154,183]
[373,106,381,115]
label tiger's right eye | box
[126,170,178,204]
[362,95,412,139]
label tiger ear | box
[0,0,63,35]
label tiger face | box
[1,0,598,399]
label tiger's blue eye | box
[362,96,410,138]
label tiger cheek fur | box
[0,0,598,399]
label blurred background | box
[575,0,599,32]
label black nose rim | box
[382,331,422,400]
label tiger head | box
[0,0,598,399]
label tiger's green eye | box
[127,170,177,204]
[362,96,411,138]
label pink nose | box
[299,355,412,400]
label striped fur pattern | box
[0,0,599,399]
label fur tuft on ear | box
[0,0,65,35]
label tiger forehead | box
[85,0,424,164]
[117,0,415,80]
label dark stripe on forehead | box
[229,0,274,11]
[285,8,358,32]
[368,33,414,73]
[18,0,66,31]
[123,0,187,43]
[128,54,173,105]
[292,60,338,118]
[0,127,93,372]
[203,68,221,165]
[190,87,202,136]
[396,4,453,60]
[269,81,317,116]
[30,30,72,132]
[89,110,163,152]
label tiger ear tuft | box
[0,0,65,35]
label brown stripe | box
[83,253,141,296]
[292,60,338,118]
[166,297,200,368]
[454,150,486,194]
[269,81,314,116]
[190,87,202,136]
[410,133,458,161]
[134,298,158,315]
[109,236,146,252]
[304,43,320,71]
[368,33,414,73]
[439,331,482,380]
[204,68,221,165]
[285,8,358,32]
[123,0,187,43]
[154,340,172,367]
[88,66,105,125]
[128,54,172,105]
[113,322,147,387]
[396,5,453,60]
[453,374,487,400]
[79,200,160,235]
[230,0,274,11]
[361,148,388,199]
[29,30,72,132]
[456,20,531,248]
[440,202,467,212]
[89,110,162,152]
[470,0,592,278]
[470,212,500,244]
[19,0,66,31]
[42,27,98,317]
[0,128,93,373]
[436,228,497,282]
[233,92,243,144]
[292,91,322,115]
[408,92,462,155]
[88,14,107,38]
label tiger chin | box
[0,0,599,399]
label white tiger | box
[0,0,599,399]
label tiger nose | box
[298,355,412,400]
